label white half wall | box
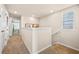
[21,27,52,53]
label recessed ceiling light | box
[14,11,17,14]
[0,8,3,10]
[50,10,54,13]
[30,17,34,20]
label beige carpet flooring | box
[2,35,29,54]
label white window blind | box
[63,11,74,29]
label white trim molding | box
[36,44,52,54]
[53,42,79,51]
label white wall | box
[37,27,52,53]
[21,29,32,53]
[39,6,79,50]
[21,16,39,28]
[0,4,9,53]
[21,16,29,28]
[8,17,13,36]
[0,5,8,30]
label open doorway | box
[12,17,21,35]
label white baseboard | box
[22,39,31,54]
[53,42,79,51]
[26,46,32,54]
[30,44,52,54]
[36,44,52,54]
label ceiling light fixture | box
[0,8,3,10]
[30,17,34,20]
[14,11,17,14]
[50,10,54,13]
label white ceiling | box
[5,4,74,17]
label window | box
[63,11,74,29]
